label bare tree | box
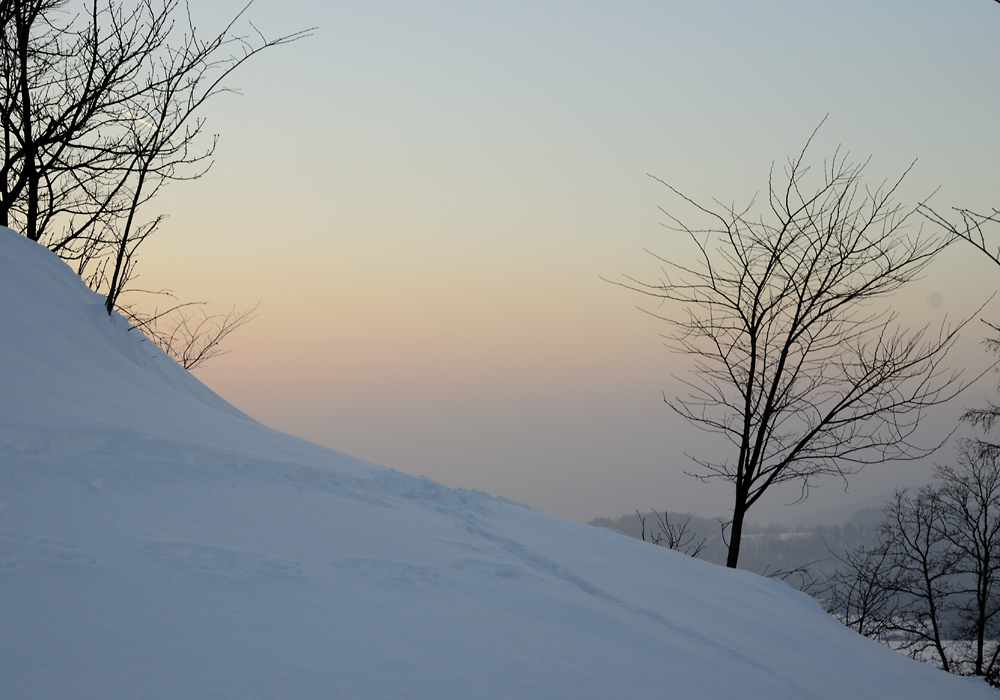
[824,539,905,643]
[637,509,706,558]
[882,487,962,669]
[615,128,977,568]
[824,488,958,671]
[939,442,1000,680]
[123,299,256,370]
[921,186,1000,681]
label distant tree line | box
[590,509,882,581]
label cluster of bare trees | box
[1,0,306,368]
[824,439,1000,685]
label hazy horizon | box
[131,0,999,525]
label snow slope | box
[0,227,993,699]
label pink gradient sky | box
[135,0,1000,524]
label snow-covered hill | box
[1,227,993,699]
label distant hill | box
[591,511,883,581]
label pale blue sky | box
[141,0,1000,523]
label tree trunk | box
[727,494,748,568]
[976,573,987,677]
[15,0,38,241]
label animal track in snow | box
[331,558,542,585]
[452,558,543,582]
[0,532,100,570]
[143,542,304,578]
[331,558,442,584]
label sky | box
[134,0,1000,525]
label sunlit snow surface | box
[0,227,994,699]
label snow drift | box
[0,227,994,699]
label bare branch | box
[122,301,257,370]
[637,509,706,558]
[0,0,311,319]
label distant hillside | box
[591,510,884,580]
